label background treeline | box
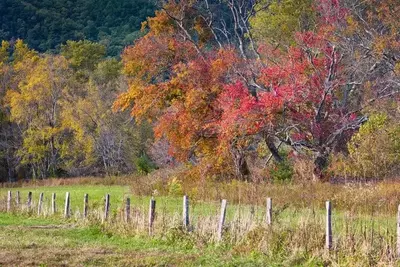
[0,40,155,182]
[0,0,156,56]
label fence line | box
[183,195,189,231]
[103,194,110,222]
[266,197,272,225]
[2,190,400,255]
[64,192,70,218]
[7,191,11,212]
[83,194,88,218]
[397,204,400,258]
[125,197,130,223]
[37,192,44,215]
[27,192,32,210]
[16,191,20,206]
[148,197,156,235]
[326,201,332,250]
[52,193,56,214]
[217,199,227,241]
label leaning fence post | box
[183,195,189,230]
[397,204,400,258]
[7,191,11,212]
[217,199,227,241]
[83,194,88,218]
[27,192,32,210]
[16,191,20,207]
[37,192,44,215]
[125,197,131,223]
[266,197,272,225]
[51,193,56,214]
[64,192,70,218]
[326,201,332,250]
[103,194,110,222]
[148,197,156,235]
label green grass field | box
[1,183,399,266]
[1,213,276,266]
[0,195,278,266]
[0,185,275,266]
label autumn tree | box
[0,40,42,181]
[63,56,153,176]
[0,40,15,181]
[1,39,153,179]
[115,0,274,179]
[7,52,71,178]
[221,0,399,180]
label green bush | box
[269,160,294,182]
[135,154,156,175]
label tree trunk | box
[231,145,250,181]
[313,152,329,181]
[264,134,283,162]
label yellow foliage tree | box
[6,54,71,178]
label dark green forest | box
[0,0,156,56]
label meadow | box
[1,176,400,266]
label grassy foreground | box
[0,213,252,266]
[1,179,400,266]
[0,185,273,266]
[0,213,299,266]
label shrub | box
[167,177,183,196]
[269,160,294,182]
[331,112,400,179]
[135,154,156,175]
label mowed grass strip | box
[0,212,274,266]
[0,213,195,266]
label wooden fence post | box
[148,197,156,235]
[103,194,110,222]
[27,192,32,210]
[16,191,20,206]
[37,192,44,215]
[217,199,227,241]
[64,192,70,218]
[326,201,332,250]
[83,194,88,218]
[7,191,11,212]
[397,204,400,258]
[125,197,131,223]
[183,195,189,230]
[51,193,56,214]
[266,197,272,225]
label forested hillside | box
[0,0,156,56]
